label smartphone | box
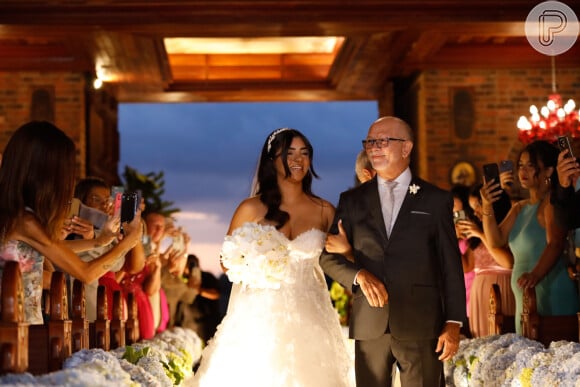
[453,210,467,224]
[499,160,514,173]
[557,136,575,159]
[68,198,81,218]
[499,160,514,186]
[159,236,173,253]
[79,203,109,229]
[120,192,138,223]
[172,233,185,253]
[142,234,152,257]
[111,186,124,219]
[483,163,500,187]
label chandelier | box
[517,57,579,144]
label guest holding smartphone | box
[481,140,579,334]
[552,137,580,230]
[0,121,142,325]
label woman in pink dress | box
[456,184,516,337]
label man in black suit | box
[320,116,466,386]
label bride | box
[192,128,354,386]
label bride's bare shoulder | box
[228,197,267,231]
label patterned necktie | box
[382,180,397,238]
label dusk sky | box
[118,101,377,274]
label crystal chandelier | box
[517,57,579,144]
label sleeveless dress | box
[468,243,515,337]
[0,239,44,324]
[192,222,354,387]
[508,203,579,334]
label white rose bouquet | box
[220,222,291,289]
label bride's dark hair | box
[251,128,319,229]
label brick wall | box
[0,71,86,175]
[399,67,580,190]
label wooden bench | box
[90,285,110,350]
[0,261,29,374]
[488,283,515,335]
[521,286,580,346]
[28,271,72,375]
[71,279,89,353]
[110,290,125,349]
[1,268,141,376]
[125,292,139,345]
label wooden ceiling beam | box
[0,1,548,25]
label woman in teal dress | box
[480,140,579,334]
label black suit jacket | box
[320,176,466,341]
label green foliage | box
[122,345,150,364]
[329,281,351,325]
[121,165,180,217]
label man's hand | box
[356,269,388,307]
[436,322,461,361]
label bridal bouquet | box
[220,222,291,289]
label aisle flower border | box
[444,333,580,386]
[0,327,203,386]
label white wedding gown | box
[192,223,354,387]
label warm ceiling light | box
[164,37,342,54]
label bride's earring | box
[544,176,551,185]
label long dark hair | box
[253,128,319,229]
[520,140,560,192]
[0,121,76,243]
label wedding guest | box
[174,254,221,343]
[552,146,580,229]
[456,184,515,337]
[193,127,353,386]
[451,184,474,328]
[217,273,232,321]
[320,116,465,386]
[481,140,580,334]
[0,121,141,324]
[355,149,376,185]
[160,245,200,328]
[69,177,122,321]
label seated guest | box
[0,121,141,324]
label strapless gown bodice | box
[192,223,354,387]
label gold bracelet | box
[482,210,494,217]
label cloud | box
[119,101,378,266]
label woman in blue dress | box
[480,140,579,334]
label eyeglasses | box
[361,137,406,149]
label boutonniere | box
[409,184,421,195]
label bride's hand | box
[325,219,354,262]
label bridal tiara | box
[266,127,291,153]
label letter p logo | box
[526,1,578,56]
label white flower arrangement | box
[0,327,203,387]
[220,222,292,289]
[445,334,580,387]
